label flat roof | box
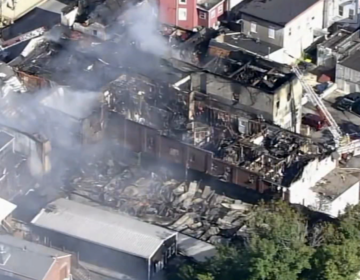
[213,35,281,56]
[0,234,69,280]
[339,49,360,71]
[31,198,176,259]
[197,0,224,10]
[0,131,13,150]
[0,198,16,222]
[319,29,353,49]
[235,0,319,26]
[312,168,360,200]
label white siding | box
[228,0,245,10]
[283,0,324,63]
[327,181,359,217]
[289,156,337,205]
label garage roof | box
[31,198,176,259]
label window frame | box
[339,5,344,16]
[349,9,354,19]
[268,26,275,39]
[218,4,223,14]
[199,11,207,20]
[210,9,216,19]
[178,8,187,21]
[179,0,186,4]
[250,22,257,33]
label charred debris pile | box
[103,73,190,136]
[199,123,331,187]
[200,52,294,92]
[67,153,253,245]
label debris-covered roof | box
[197,0,224,10]
[31,198,177,259]
[16,39,122,91]
[312,168,360,201]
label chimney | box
[0,244,11,265]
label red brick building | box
[158,0,225,30]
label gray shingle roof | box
[31,198,176,259]
[0,234,69,280]
[235,0,319,26]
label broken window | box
[276,100,280,109]
[147,136,154,149]
[248,175,256,184]
[287,91,291,101]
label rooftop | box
[319,29,353,49]
[16,39,122,91]
[0,131,13,151]
[0,234,69,280]
[233,0,319,26]
[197,0,224,10]
[197,49,294,93]
[31,198,177,259]
[212,34,282,57]
[339,48,360,71]
[0,198,16,222]
[312,168,360,200]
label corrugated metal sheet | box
[31,198,176,259]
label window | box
[339,5,344,16]
[218,4,223,14]
[288,27,291,36]
[93,30,97,36]
[179,0,186,3]
[268,26,275,39]
[250,22,256,33]
[349,9,354,19]
[276,100,280,109]
[199,11,206,19]
[210,10,216,18]
[178,8,187,21]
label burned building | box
[40,86,105,146]
[31,198,177,280]
[172,49,303,133]
[13,35,122,92]
[99,65,359,217]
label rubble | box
[66,154,252,245]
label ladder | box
[0,26,46,51]
[292,66,342,144]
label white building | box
[288,154,360,217]
[228,0,324,64]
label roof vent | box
[0,244,11,265]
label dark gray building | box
[31,198,177,280]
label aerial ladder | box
[292,66,345,148]
[0,26,46,51]
[293,66,360,155]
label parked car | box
[302,113,326,131]
[335,92,360,111]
